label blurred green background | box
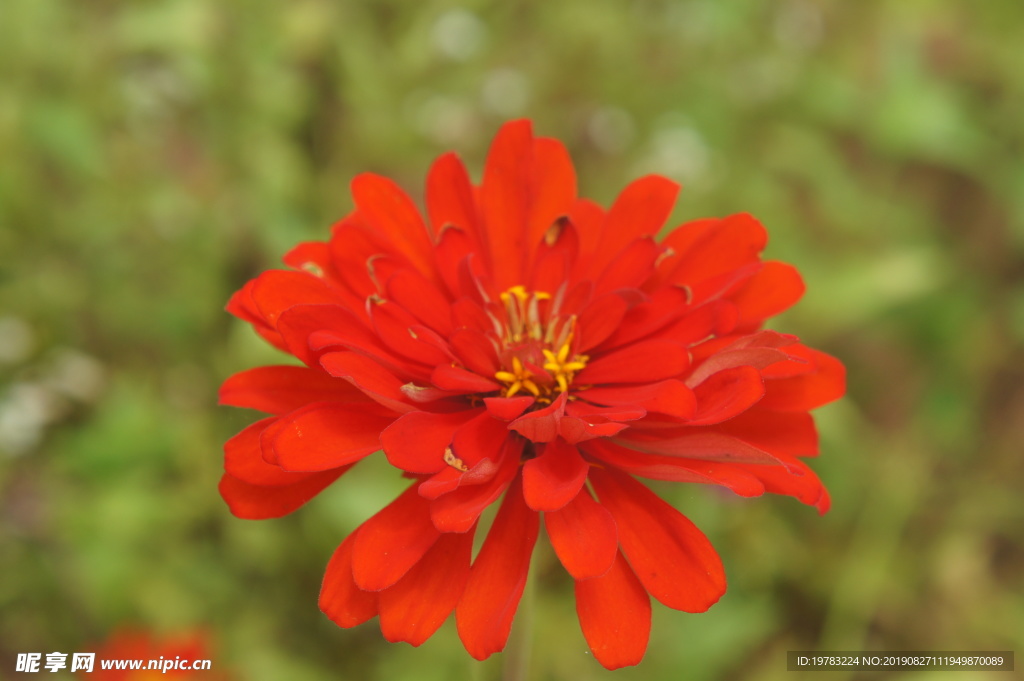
[2,1,1022,679]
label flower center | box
[492,285,589,402]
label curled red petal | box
[456,475,538,660]
[544,486,618,580]
[575,551,651,670]
[589,467,726,612]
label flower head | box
[220,120,844,669]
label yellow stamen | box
[492,285,591,400]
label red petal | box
[575,340,690,385]
[592,237,661,297]
[225,417,294,486]
[450,410,513,470]
[583,439,766,497]
[456,476,539,660]
[577,380,697,420]
[430,444,520,532]
[380,410,475,473]
[320,351,415,413]
[251,269,347,328]
[261,402,391,471]
[575,293,631,352]
[738,456,831,514]
[226,278,268,327]
[613,429,797,470]
[595,286,691,352]
[433,226,477,299]
[483,396,534,421]
[660,213,766,295]
[544,487,618,579]
[575,551,651,670]
[351,484,440,591]
[568,198,607,280]
[418,410,515,501]
[759,348,846,411]
[558,417,629,443]
[522,439,589,511]
[687,365,765,425]
[426,152,479,239]
[219,468,346,520]
[588,174,679,278]
[527,215,580,295]
[508,392,566,442]
[685,330,796,386]
[379,528,476,646]
[369,301,451,367]
[384,269,454,336]
[449,329,500,376]
[729,261,805,330]
[711,409,818,457]
[589,468,726,612]
[220,365,369,415]
[283,240,340,281]
[319,533,378,628]
[277,304,392,370]
[480,120,534,290]
[351,173,434,276]
[326,215,391,301]
[525,136,577,249]
[431,365,501,393]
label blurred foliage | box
[2,0,1023,680]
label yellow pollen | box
[492,289,589,401]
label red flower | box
[220,120,844,669]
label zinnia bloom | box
[220,120,844,669]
